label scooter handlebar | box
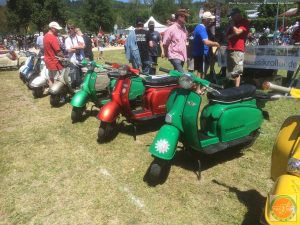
[263,81,291,93]
[159,67,170,73]
[209,83,224,90]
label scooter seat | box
[207,84,256,103]
[107,71,120,79]
[143,76,178,87]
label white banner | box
[217,45,300,71]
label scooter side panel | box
[70,90,89,108]
[146,86,177,115]
[30,75,47,88]
[97,101,121,123]
[129,77,145,100]
[182,92,202,150]
[218,105,262,142]
[263,174,300,225]
[271,115,300,181]
[149,124,180,160]
[49,81,65,95]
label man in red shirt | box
[44,21,64,86]
[226,8,249,87]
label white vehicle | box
[29,57,49,98]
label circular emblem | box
[271,195,297,222]
[155,139,170,154]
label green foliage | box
[258,3,285,18]
[152,0,177,25]
[5,0,67,33]
[81,0,115,33]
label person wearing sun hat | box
[43,21,64,87]
[162,9,189,72]
[226,8,249,87]
[192,11,220,86]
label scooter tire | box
[50,94,61,107]
[71,106,85,123]
[97,121,116,143]
[19,73,25,84]
[27,75,37,90]
[32,87,43,98]
[147,158,170,185]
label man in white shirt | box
[36,32,44,49]
[64,24,85,88]
[64,24,85,64]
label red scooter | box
[97,65,179,142]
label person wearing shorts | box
[226,8,249,87]
[43,21,64,86]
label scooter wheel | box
[71,107,85,123]
[50,94,61,107]
[97,121,116,143]
[147,158,169,185]
[32,87,43,98]
[19,73,25,83]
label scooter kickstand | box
[133,123,137,141]
[197,159,202,180]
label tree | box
[6,0,34,33]
[5,0,67,33]
[81,0,115,32]
[31,0,68,32]
[152,0,177,24]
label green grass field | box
[0,50,299,225]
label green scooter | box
[70,60,122,122]
[147,68,268,183]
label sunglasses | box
[68,27,75,30]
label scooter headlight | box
[179,73,194,89]
[118,65,128,76]
[287,158,300,177]
[87,63,94,71]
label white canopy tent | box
[144,16,167,33]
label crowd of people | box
[125,8,250,88]
[2,7,299,90]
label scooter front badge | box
[155,139,170,154]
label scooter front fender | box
[70,90,89,108]
[49,81,65,95]
[30,75,47,88]
[149,125,180,160]
[97,101,121,123]
[263,174,300,225]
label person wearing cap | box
[43,21,64,86]
[163,9,189,72]
[135,17,151,73]
[148,20,164,74]
[226,8,249,87]
[125,17,150,73]
[192,11,220,83]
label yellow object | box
[290,88,300,98]
[264,174,300,225]
[271,115,300,181]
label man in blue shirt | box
[192,11,220,82]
